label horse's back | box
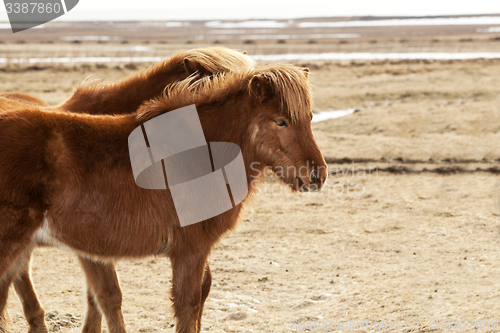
[0,93,47,108]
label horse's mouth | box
[296,177,310,192]
[295,177,323,192]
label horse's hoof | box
[27,324,49,333]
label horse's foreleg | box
[196,265,212,333]
[78,257,126,333]
[81,287,102,333]
[170,252,209,333]
[13,249,48,333]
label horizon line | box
[3,13,500,24]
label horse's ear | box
[302,67,310,78]
[249,74,271,102]
[183,58,211,77]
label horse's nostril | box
[311,170,318,183]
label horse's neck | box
[114,62,185,110]
[60,60,184,115]
[198,103,266,192]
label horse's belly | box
[35,213,169,259]
[34,216,73,251]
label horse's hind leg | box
[78,257,126,333]
[0,274,14,333]
[196,265,212,333]
[170,252,209,333]
[13,249,48,333]
[0,248,47,333]
[0,205,44,333]
[0,256,25,333]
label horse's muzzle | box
[297,177,322,192]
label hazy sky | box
[1,0,500,21]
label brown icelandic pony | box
[0,64,327,333]
[0,47,255,333]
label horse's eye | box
[275,119,288,128]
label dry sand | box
[6,173,500,333]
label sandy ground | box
[2,22,500,332]
[6,174,500,333]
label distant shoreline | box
[2,13,500,25]
[3,14,500,29]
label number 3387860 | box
[5,2,61,14]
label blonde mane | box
[72,47,256,94]
[135,63,312,124]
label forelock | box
[252,64,312,124]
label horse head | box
[244,65,327,192]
